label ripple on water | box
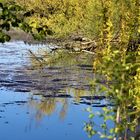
[0,41,110,140]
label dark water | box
[0,41,111,140]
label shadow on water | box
[0,41,109,140]
[0,41,95,95]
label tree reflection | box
[27,87,97,123]
[59,98,68,120]
[28,96,67,121]
[23,48,95,96]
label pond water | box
[0,41,112,140]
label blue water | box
[0,41,113,140]
[0,89,106,140]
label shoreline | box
[6,29,66,45]
[6,29,97,53]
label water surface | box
[0,41,109,140]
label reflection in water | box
[69,88,86,103]
[27,87,105,123]
[59,99,68,120]
[0,41,120,140]
[0,41,95,95]
[28,96,69,121]
[0,89,101,140]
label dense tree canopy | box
[1,0,139,46]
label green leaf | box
[89,114,94,119]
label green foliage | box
[0,0,139,138]
[83,1,139,138]
[3,0,139,44]
[10,0,89,37]
[84,107,115,139]
[84,44,140,139]
[0,1,53,42]
[0,0,139,45]
[0,2,21,42]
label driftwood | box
[80,41,97,51]
[28,49,46,63]
[60,40,97,53]
[81,50,95,54]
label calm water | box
[0,41,111,140]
